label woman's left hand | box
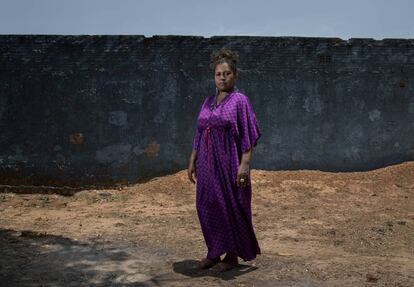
[237,162,250,188]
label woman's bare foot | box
[197,257,221,269]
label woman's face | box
[214,62,238,93]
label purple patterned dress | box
[192,90,262,261]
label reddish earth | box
[0,161,413,286]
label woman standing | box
[187,48,262,273]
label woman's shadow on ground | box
[172,259,258,280]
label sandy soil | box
[0,161,413,287]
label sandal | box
[210,261,239,273]
[197,257,221,269]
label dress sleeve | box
[237,95,262,153]
[192,97,209,151]
[192,121,202,151]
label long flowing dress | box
[192,90,262,262]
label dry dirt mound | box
[0,161,413,286]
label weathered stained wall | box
[1,35,414,188]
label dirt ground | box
[0,161,413,287]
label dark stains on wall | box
[1,35,414,188]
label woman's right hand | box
[188,160,196,184]
[188,149,198,184]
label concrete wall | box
[1,35,414,188]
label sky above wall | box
[1,0,413,39]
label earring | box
[215,87,218,95]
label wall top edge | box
[0,34,413,46]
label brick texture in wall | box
[1,35,414,188]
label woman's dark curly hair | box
[210,48,240,74]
